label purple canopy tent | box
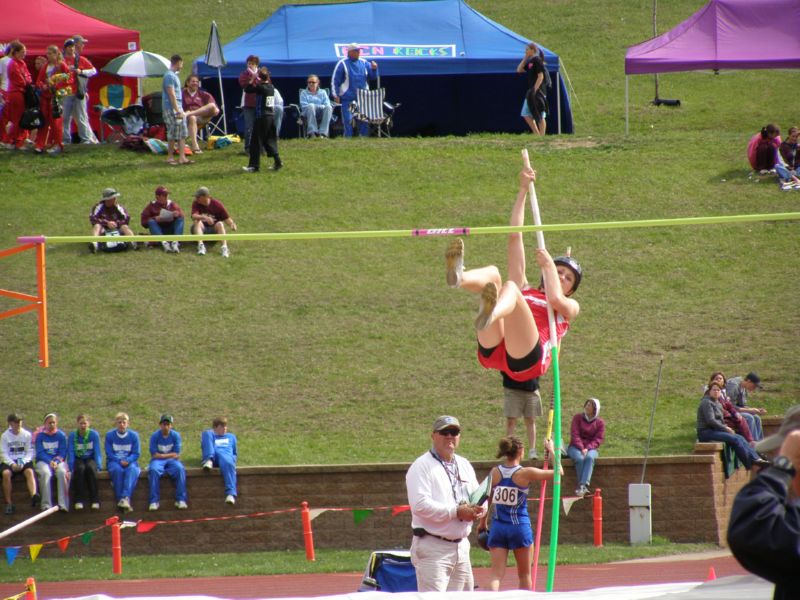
[623,0,800,133]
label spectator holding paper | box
[140,185,184,253]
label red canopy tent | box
[0,0,140,134]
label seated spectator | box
[182,75,219,154]
[147,414,188,511]
[201,416,238,505]
[779,126,799,174]
[34,413,69,511]
[66,413,102,510]
[705,372,754,446]
[725,373,766,441]
[300,75,332,138]
[105,412,140,512]
[566,398,604,497]
[140,185,184,253]
[0,413,39,514]
[89,188,137,254]
[747,124,800,190]
[697,382,768,470]
[191,186,237,258]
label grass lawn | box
[1,1,797,466]
[0,539,716,582]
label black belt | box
[413,528,462,543]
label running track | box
[0,553,747,598]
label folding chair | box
[286,88,342,139]
[97,105,147,143]
[350,88,400,137]
[357,550,416,592]
[142,92,164,128]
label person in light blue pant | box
[105,412,140,512]
[300,75,332,138]
[201,416,238,505]
[566,398,605,497]
[147,414,187,511]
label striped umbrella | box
[101,51,171,78]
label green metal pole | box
[546,347,562,591]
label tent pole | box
[217,67,228,135]
[556,64,561,135]
[625,75,629,135]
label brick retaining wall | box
[2,444,751,558]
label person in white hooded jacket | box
[566,398,604,497]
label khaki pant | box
[410,534,473,591]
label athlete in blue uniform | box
[104,412,140,512]
[479,436,561,590]
[201,416,238,505]
[147,414,188,511]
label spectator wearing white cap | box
[331,43,378,137]
[728,405,800,600]
[406,416,485,591]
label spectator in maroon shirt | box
[141,185,185,254]
[182,75,219,154]
[88,188,137,254]
[238,55,259,153]
[190,186,237,258]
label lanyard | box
[430,449,465,503]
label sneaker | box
[74,502,84,511]
[269,160,283,171]
[4,504,14,515]
[148,502,159,511]
[575,487,585,497]
[31,493,41,508]
[117,497,132,511]
[780,181,794,191]
[474,281,498,331]
[161,241,172,252]
[221,245,230,258]
[175,500,188,510]
[225,495,236,505]
[202,459,213,471]
[47,147,62,156]
[89,241,98,254]
[242,166,257,172]
[197,241,206,256]
[90,502,100,510]
[445,238,464,288]
[170,241,180,254]
[528,449,538,460]
[58,504,68,512]
[41,503,52,511]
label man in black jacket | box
[727,405,800,600]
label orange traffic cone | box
[25,577,36,600]
[706,566,717,581]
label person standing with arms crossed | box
[406,416,485,591]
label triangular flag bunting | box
[57,537,70,552]
[562,495,583,516]
[308,508,327,521]
[29,544,42,562]
[136,521,158,533]
[5,547,20,565]
[391,505,410,517]
[353,509,373,525]
[81,531,94,545]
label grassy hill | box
[1,0,798,466]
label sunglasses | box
[307,80,318,84]
[438,429,460,437]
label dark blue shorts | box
[487,520,533,550]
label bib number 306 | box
[492,485,518,506]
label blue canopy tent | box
[193,0,573,136]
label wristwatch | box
[771,456,796,477]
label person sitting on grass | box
[201,416,238,505]
[66,413,102,511]
[104,412,140,512]
[697,382,769,471]
[748,124,800,190]
[89,188,137,254]
[182,75,219,154]
[34,413,69,512]
[0,413,40,514]
[191,186,237,258]
[445,168,581,384]
[140,185,184,254]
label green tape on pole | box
[546,347,562,592]
[16,212,800,245]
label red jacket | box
[7,58,31,93]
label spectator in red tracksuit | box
[1,42,31,150]
[35,46,70,155]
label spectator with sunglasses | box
[299,75,332,138]
[406,416,485,591]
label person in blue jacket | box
[201,416,238,505]
[34,413,70,511]
[148,414,188,511]
[105,412,140,512]
[332,43,378,137]
[66,413,102,510]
